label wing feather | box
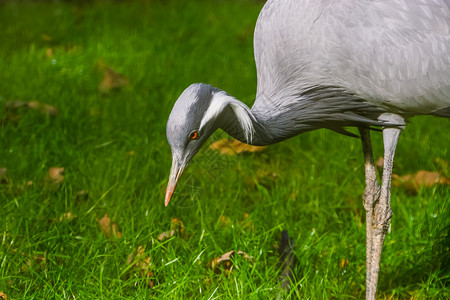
[253,0,450,115]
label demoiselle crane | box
[165,0,450,298]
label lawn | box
[0,0,449,299]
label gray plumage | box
[165,1,450,298]
[254,0,450,116]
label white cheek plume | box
[199,91,255,143]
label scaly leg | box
[363,114,405,300]
[359,128,381,299]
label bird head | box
[165,83,222,206]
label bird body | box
[165,1,450,298]
[254,0,450,116]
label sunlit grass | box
[0,0,449,298]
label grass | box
[0,0,449,298]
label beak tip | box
[165,189,173,207]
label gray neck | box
[219,106,273,146]
[216,85,389,145]
[213,91,299,146]
[205,91,273,146]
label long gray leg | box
[362,113,405,300]
[359,128,381,299]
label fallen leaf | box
[48,167,64,184]
[156,231,172,241]
[42,167,64,190]
[75,190,89,203]
[3,101,26,124]
[210,139,267,156]
[340,258,349,269]
[0,168,7,185]
[98,214,122,238]
[98,67,130,93]
[27,101,58,116]
[4,100,57,117]
[0,291,8,299]
[46,48,53,58]
[127,245,154,287]
[376,156,384,169]
[392,170,450,194]
[157,218,186,241]
[5,100,28,110]
[208,250,253,274]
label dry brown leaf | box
[48,167,64,184]
[0,291,8,299]
[98,68,130,93]
[46,48,53,58]
[4,100,27,124]
[392,170,450,194]
[210,139,267,156]
[127,246,154,287]
[42,167,64,189]
[375,156,384,169]
[27,101,58,117]
[2,101,24,125]
[157,231,172,241]
[0,168,7,185]
[340,258,349,269]
[75,190,89,203]
[208,250,253,274]
[5,100,28,110]
[98,214,122,238]
[5,100,57,117]
[157,218,186,241]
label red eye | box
[189,131,198,140]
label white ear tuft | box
[229,100,254,143]
[199,91,254,143]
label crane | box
[164,0,450,298]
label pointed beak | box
[165,156,187,207]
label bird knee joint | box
[363,186,381,211]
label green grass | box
[0,0,449,298]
